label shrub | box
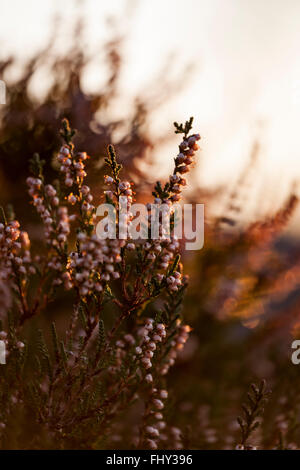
[0,117,200,450]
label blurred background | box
[1,0,300,449]
[1,0,300,226]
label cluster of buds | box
[156,269,184,292]
[27,177,42,197]
[143,387,169,450]
[118,181,133,200]
[58,146,96,227]
[58,146,88,187]
[0,221,33,280]
[69,232,123,296]
[78,184,96,232]
[27,179,71,249]
[166,271,182,292]
[27,178,54,244]
[175,134,200,173]
[104,177,133,201]
[53,207,70,247]
[42,206,71,286]
[158,237,180,269]
[142,236,180,271]
[27,179,59,208]
[48,259,72,289]
[159,322,191,375]
[104,176,135,239]
[119,181,134,235]
[80,184,95,216]
[44,184,59,206]
[142,239,163,263]
[167,133,200,202]
[168,174,187,202]
[136,319,166,370]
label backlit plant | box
[0,117,200,450]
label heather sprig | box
[237,380,270,449]
[152,118,200,204]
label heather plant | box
[0,117,201,450]
[1,114,300,450]
[1,19,300,448]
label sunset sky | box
[1,0,300,227]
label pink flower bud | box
[152,398,164,410]
[65,178,74,187]
[145,374,153,383]
[145,426,159,437]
